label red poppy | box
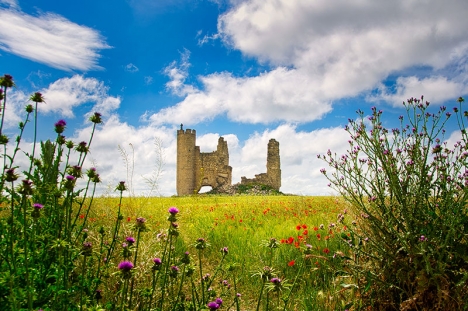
[127,217,131,222]
[287,236,294,244]
[288,260,295,266]
[313,226,318,231]
[302,224,307,229]
[316,234,321,240]
[294,242,300,248]
[297,235,304,240]
[296,225,302,230]
[79,214,85,219]
[323,248,330,254]
[280,239,286,244]
[303,229,308,235]
[343,226,347,231]
[239,219,243,223]
[325,236,330,240]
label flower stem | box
[255,280,266,311]
[128,229,142,308]
[27,102,38,175]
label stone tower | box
[177,127,232,195]
[176,128,197,196]
[240,138,281,191]
[266,139,281,189]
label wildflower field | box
[81,195,351,310]
[1,73,467,310]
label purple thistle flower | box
[152,257,162,271]
[33,203,44,210]
[215,298,223,305]
[270,277,281,284]
[126,236,136,244]
[168,206,179,214]
[169,265,180,277]
[135,217,147,230]
[207,301,220,310]
[82,241,93,256]
[118,261,134,271]
[55,120,66,126]
[66,175,76,181]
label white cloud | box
[152,64,332,125]
[369,76,468,106]
[38,75,120,118]
[150,0,468,126]
[124,63,139,73]
[219,0,468,67]
[163,49,197,97]
[74,116,177,197]
[0,6,109,71]
[144,76,153,85]
[0,0,18,9]
[1,88,28,129]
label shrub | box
[319,97,468,310]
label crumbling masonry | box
[176,127,281,195]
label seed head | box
[0,74,14,88]
[30,92,44,103]
[54,119,67,134]
[116,181,127,192]
[89,112,102,124]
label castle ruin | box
[176,126,281,195]
[240,138,281,190]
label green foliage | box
[320,97,468,310]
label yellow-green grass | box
[81,195,352,310]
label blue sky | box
[1,0,467,196]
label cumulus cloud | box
[149,0,468,126]
[163,49,197,97]
[0,75,120,132]
[369,76,468,106]
[152,64,332,125]
[0,88,28,129]
[74,116,177,197]
[38,75,120,118]
[0,5,109,71]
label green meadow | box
[83,195,351,310]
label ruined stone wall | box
[177,128,280,195]
[177,129,232,195]
[240,139,281,190]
